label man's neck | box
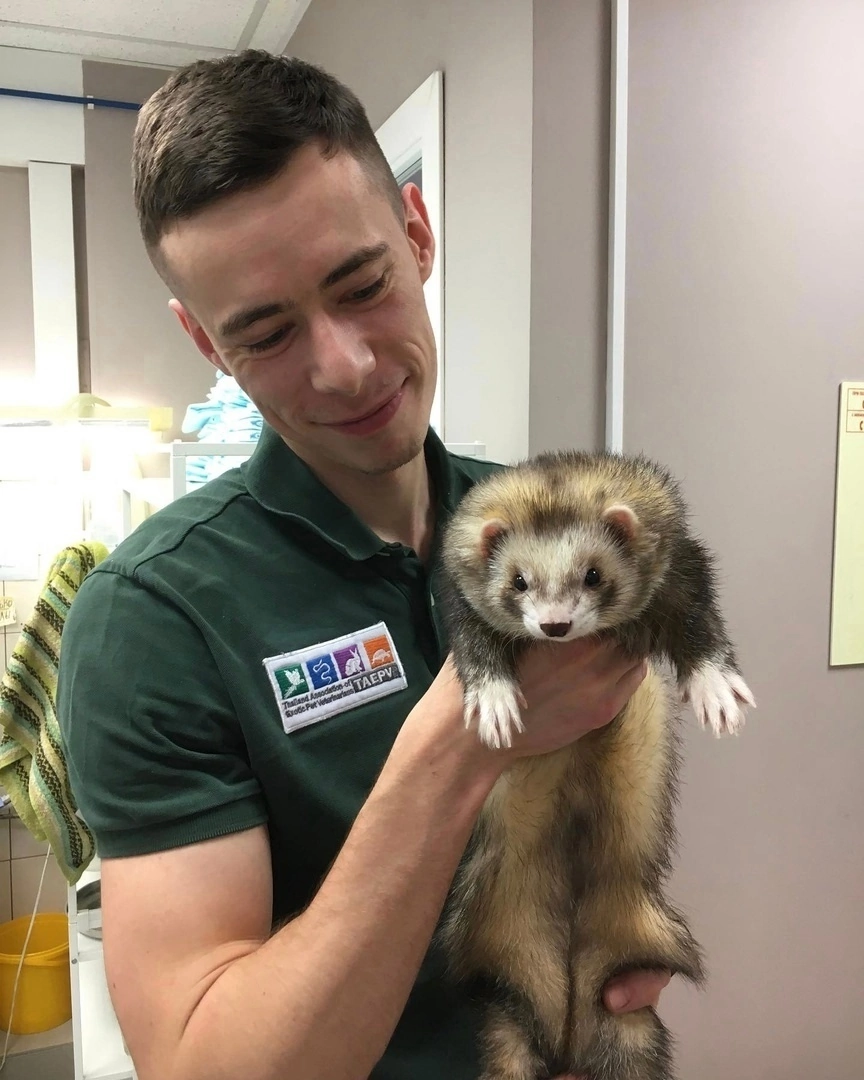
[306,449,436,562]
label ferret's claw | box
[465,678,525,749]
[682,663,755,738]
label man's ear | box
[169,299,230,375]
[401,182,435,286]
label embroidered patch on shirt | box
[263,621,408,733]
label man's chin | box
[353,434,426,476]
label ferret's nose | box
[540,621,572,638]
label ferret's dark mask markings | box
[436,448,755,1080]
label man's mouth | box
[324,385,406,436]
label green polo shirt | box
[57,421,502,1080]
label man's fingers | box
[615,658,648,694]
[613,656,648,682]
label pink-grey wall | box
[289,0,534,464]
[0,166,35,395]
[530,0,609,455]
[82,61,213,441]
[295,2,864,1070]
[2,4,860,1070]
[618,2,863,1074]
[0,64,213,436]
[532,1,863,1073]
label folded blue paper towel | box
[181,371,263,486]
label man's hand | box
[554,968,672,1080]
[507,638,648,758]
[601,968,671,1013]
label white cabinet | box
[67,861,134,1080]
[121,441,259,538]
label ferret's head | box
[466,505,661,642]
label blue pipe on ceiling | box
[0,86,140,111]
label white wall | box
[289,0,534,465]
[28,162,80,402]
[0,46,84,168]
[0,47,84,405]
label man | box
[58,51,670,1080]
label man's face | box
[161,143,437,479]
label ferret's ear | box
[601,504,641,545]
[478,517,509,561]
[602,504,660,552]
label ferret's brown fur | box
[440,670,701,1080]
[436,450,753,1080]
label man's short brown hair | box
[132,50,403,265]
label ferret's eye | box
[513,574,528,592]
[584,568,602,587]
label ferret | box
[435,449,754,1080]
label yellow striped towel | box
[0,542,109,884]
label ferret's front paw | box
[682,663,755,737]
[464,677,526,750]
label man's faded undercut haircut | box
[132,50,404,278]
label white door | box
[375,71,444,436]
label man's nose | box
[308,316,375,395]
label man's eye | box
[346,273,388,303]
[247,328,289,354]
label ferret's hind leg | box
[565,892,701,1080]
[477,994,549,1080]
[561,668,703,1078]
[570,1005,676,1080]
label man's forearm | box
[172,705,498,1080]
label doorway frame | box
[375,70,444,435]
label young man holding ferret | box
[58,51,670,1080]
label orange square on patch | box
[362,635,393,669]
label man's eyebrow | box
[217,243,390,338]
[321,242,390,289]
[218,302,293,339]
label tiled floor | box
[2,1019,72,1057]
[0,1020,73,1080]
[2,1043,73,1080]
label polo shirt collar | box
[242,422,468,562]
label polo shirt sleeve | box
[57,566,267,858]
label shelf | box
[76,931,102,963]
[120,477,173,512]
[70,868,102,963]
[79,954,134,1080]
[74,863,101,889]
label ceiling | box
[0,0,314,68]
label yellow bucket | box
[0,914,71,1034]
